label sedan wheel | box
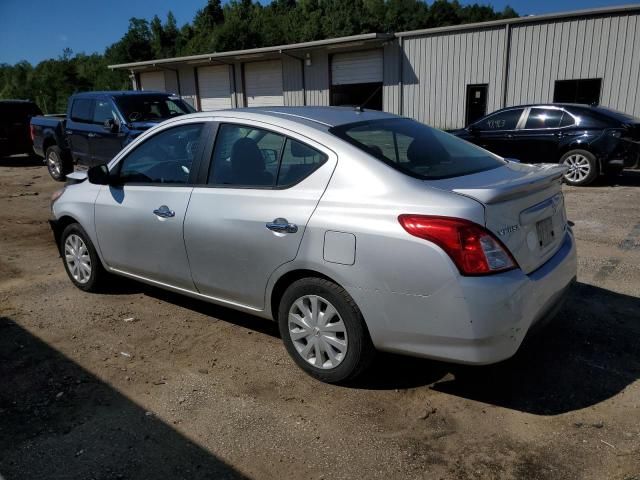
[64,234,92,284]
[288,295,348,369]
[561,149,598,186]
[278,277,375,383]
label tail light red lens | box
[30,124,36,142]
[398,215,517,276]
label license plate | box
[536,217,554,249]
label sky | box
[0,0,638,65]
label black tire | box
[46,145,72,182]
[60,223,108,292]
[560,149,598,186]
[278,277,375,383]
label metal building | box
[110,4,640,130]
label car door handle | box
[153,205,175,218]
[266,218,298,234]
[87,133,97,138]
[65,130,73,135]
[505,133,513,138]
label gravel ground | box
[0,155,639,480]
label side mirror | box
[87,164,110,185]
[103,118,120,134]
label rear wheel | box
[278,277,375,383]
[46,145,72,182]
[560,149,598,186]
[60,223,107,292]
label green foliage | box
[0,0,517,113]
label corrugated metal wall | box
[383,40,401,114]
[282,55,305,106]
[304,50,329,106]
[178,67,197,108]
[401,27,506,129]
[507,13,640,117]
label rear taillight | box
[398,215,517,276]
[29,124,36,142]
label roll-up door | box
[244,60,284,107]
[197,65,232,110]
[331,50,383,86]
[139,71,166,92]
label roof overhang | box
[109,33,394,71]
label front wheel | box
[60,223,108,292]
[560,149,598,186]
[46,145,72,182]
[278,277,375,383]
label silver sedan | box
[50,107,577,383]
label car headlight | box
[50,188,64,211]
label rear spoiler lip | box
[452,165,567,204]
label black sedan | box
[451,104,640,186]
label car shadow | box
[356,282,640,416]
[0,316,248,480]
[0,154,43,167]
[93,277,639,416]
[589,169,640,187]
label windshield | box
[114,95,195,123]
[330,118,505,180]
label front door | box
[184,121,336,310]
[467,107,525,160]
[465,84,488,126]
[89,97,124,165]
[94,122,206,289]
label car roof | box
[188,106,398,129]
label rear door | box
[94,121,206,288]
[508,107,564,163]
[184,121,335,310]
[467,108,525,159]
[89,97,124,165]
[66,98,94,166]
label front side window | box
[331,118,505,180]
[70,99,94,123]
[524,108,564,129]
[93,100,117,125]
[208,124,285,187]
[474,109,524,131]
[117,123,204,184]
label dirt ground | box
[0,155,639,480]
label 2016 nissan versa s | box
[50,107,577,383]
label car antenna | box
[355,84,383,113]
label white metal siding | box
[507,13,640,117]
[139,71,166,92]
[244,60,284,107]
[331,50,383,85]
[197,65,232,110]
[401,27,506,129]
[305,51,329,106]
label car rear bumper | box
[358,230,577,365]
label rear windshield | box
[591,107,640,124]
[330,118,505,180]
[114,95,195,123]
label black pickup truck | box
[30,91,195,180]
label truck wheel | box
[560,150,598,186]
[46,146,71,181]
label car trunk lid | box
[429,162,569,274]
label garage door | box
[139,71,166,91]
[331,50,383,85]
[197,65,232,110]
[244,60,283,107]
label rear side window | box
[277,139,327,187]
[70,99,94,123]
[474,109,523,131]
[524,108,563,129]
[331,118,504,180]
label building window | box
[553,79,602,105]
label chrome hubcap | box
[64,234,91,284]
[563,154,591,182]
[288,295,347,370]
[47,151,61,177]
